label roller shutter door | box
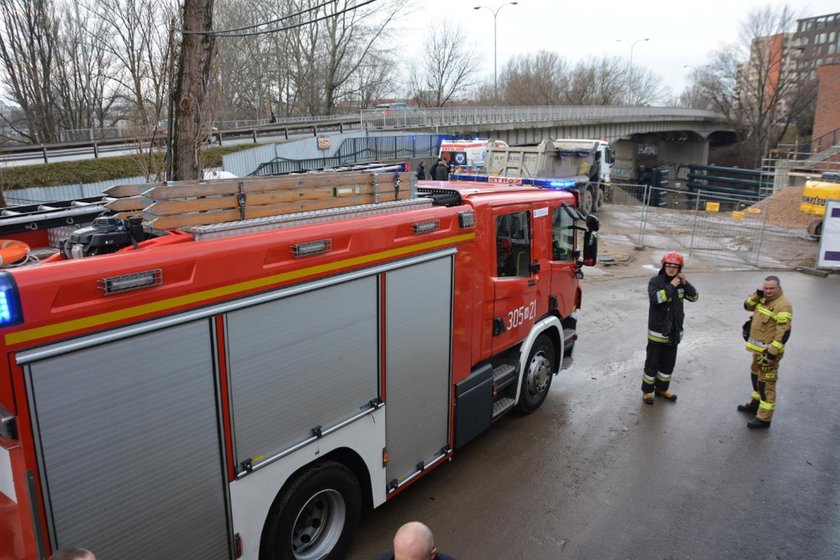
[26,320,230,560]
[384,256,453,487]
[227,276,379,471]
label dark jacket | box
[435,162,450,180]
[416,163,426,180]
[647,269,699,345]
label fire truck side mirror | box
[585,214,600,232]
[582,231,598,267]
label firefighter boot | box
[642,393,654,405]
[655,390,677,402]
[737,402,759,414]
[747,418,771,429]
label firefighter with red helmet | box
[641,251,699,404]
[738,275,792,429]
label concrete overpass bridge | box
[360,105,734,183]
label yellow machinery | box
[800,173,840,238]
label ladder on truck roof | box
[103,165,415,231]
[0,196,108,236]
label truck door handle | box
[529,262,540,274]
[528,280,536,287]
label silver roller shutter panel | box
[227,276,379,470]
[385,256,453,486]
[27,320,230,560]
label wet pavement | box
[347,208,840,559]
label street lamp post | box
[629,38,650,65]
[474,2,518,101]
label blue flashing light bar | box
[449,173,577,191]
[0,272,23,327]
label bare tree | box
[560,56,668,106]
[171,0,215,180]
[408,22,481,107]
[498,50,566,105]
[0,0,61,143]
[93,0,177,130]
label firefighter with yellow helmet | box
[738,275,792,429]
[641,251,699,404]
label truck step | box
[492,397,515,420]
[561,355,574,370]
[492,363,517,391]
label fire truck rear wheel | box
[581,187,595,215]
[517,334,555,414]
[262,461,361,560]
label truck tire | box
[261,461,361,560]
[580,186,595,215]
[517,334,555,414]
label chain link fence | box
[609,183,814,268]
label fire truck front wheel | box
[517,334,555,414]
[261,461,362,560]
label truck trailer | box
[477,139,615,214]
[0,168,597,560]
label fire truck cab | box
[0,174,596,560]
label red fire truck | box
[0,169,598,560]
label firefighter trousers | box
[747,354,779,422]
[642,341,678,394]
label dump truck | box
[0,166,598,560]
[477,139,615,214]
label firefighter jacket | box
[647,270,699,345]
[744,289,792,358]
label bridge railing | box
[359,105,727,129]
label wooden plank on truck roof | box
[145,183,407,216]
[147,190,407,229]
[104,183,163,197]
[143,172,407,200]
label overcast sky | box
[404,0,838,99]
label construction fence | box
[609,182,814,269]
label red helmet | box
[661,251,684,268]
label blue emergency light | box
[449,173,576,190]
[0,272,23,327]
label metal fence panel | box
[610,183,809,268]
[3,176,150,205]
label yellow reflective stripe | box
[746,296,758,305]
[756,305,776,319]
[776,311,792,324]
[746,340,768,352]
[685,293,699,302]
[656,289,669,303]
[759,400,776,411]
[656,372,671,382]
[770,340,784,350]
[648,330,669,343]
[751,391,761,400]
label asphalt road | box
[347,268,840,560]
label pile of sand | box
[748,186,814,229]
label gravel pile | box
[749,186,813,229]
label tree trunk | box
[171,0,215,181]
